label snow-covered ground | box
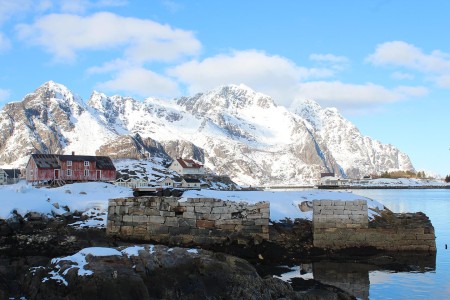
[0,181,384,222]
[181,189,384,221]
[0,181,132,220]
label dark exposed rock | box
[21,245,323,300]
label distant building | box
[114,177,148,188]
[181,178,201,189]
[169,158,205,175]
[26,153,116,184]
[157,177,177,188]
[0,168,21,185]
[318,175,350,187]
[320,172,335,178]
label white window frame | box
[67,160,72,167]
[84,161,90,167]
[84,169,89,177]
[67,169,72,176]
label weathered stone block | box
[218,224,236,231]
[212,207,229,214]
[149,216,165,224]
[123,215,133,223]
[147,224,169,234]
[160,211,176,217]
[196,219,215,228]
[165,217,179,227]
[120,226,133,235]
[169,226,191,235]
[254,219,269,226]
[182,212,196,219]
[195,206,212,214]
[132,215,149,223]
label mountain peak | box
[178,84,276,116]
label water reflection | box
[276,253,436,300]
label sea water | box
[276,189,450,299]
[354,189,450,300]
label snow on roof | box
[175,158,203,169]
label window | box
[84,169,89,177]
[67,161,72,167]
[67,169,72,176]
[84,161,90,167]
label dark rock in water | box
[22,245,308,300]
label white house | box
[169,158,205,175]
[319,176,350,187]
[114,177,148,188]
[181,178,201,189]
[0,169,7,185]
[157,177,178,188]
[0,168,21,185]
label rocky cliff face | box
[0,81,414,185]
[291,99,414,178]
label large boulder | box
[23,245,302,300]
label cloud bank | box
[367,41,450,88]
[8,8,437,113]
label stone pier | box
[313,200,436,252]
[107,197,269,246]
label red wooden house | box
[26,153,116,184]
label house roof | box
[183,178,201,183]
[2,169,21,178]
[31,154,61,169]
[175,158,203,169]
[31,154,115,170]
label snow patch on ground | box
[0,181,132,219]
[181,189,385,221]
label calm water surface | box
[355,189,450,300]
[278,189,450,299]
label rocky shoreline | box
[0,209,437,299]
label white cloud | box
[294,81,428,113]
[367,41,450,88]
[58,0,127,13]
[0,0,33,23]
[0,32,11,52]
[96,67,180,99]
[309,53,349,64]
[16,12,201,63]
[167,50,427,111]
[168,50,336,104]
[391,71,414,80]
[162,0,183,13]
[0,88,10,102]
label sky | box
[0,0,449,176]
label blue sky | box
[0,0,449,176]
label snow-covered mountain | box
[0,81,414,185]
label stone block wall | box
[107,197,269,245]
[313,200,368,229]
[313,200,436,252]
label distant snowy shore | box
[346,178,450,189]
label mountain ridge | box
[0,81,415,185]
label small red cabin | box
[26,153,116,184]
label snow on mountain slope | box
[0,81,415,186]
[291,99,414,178]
